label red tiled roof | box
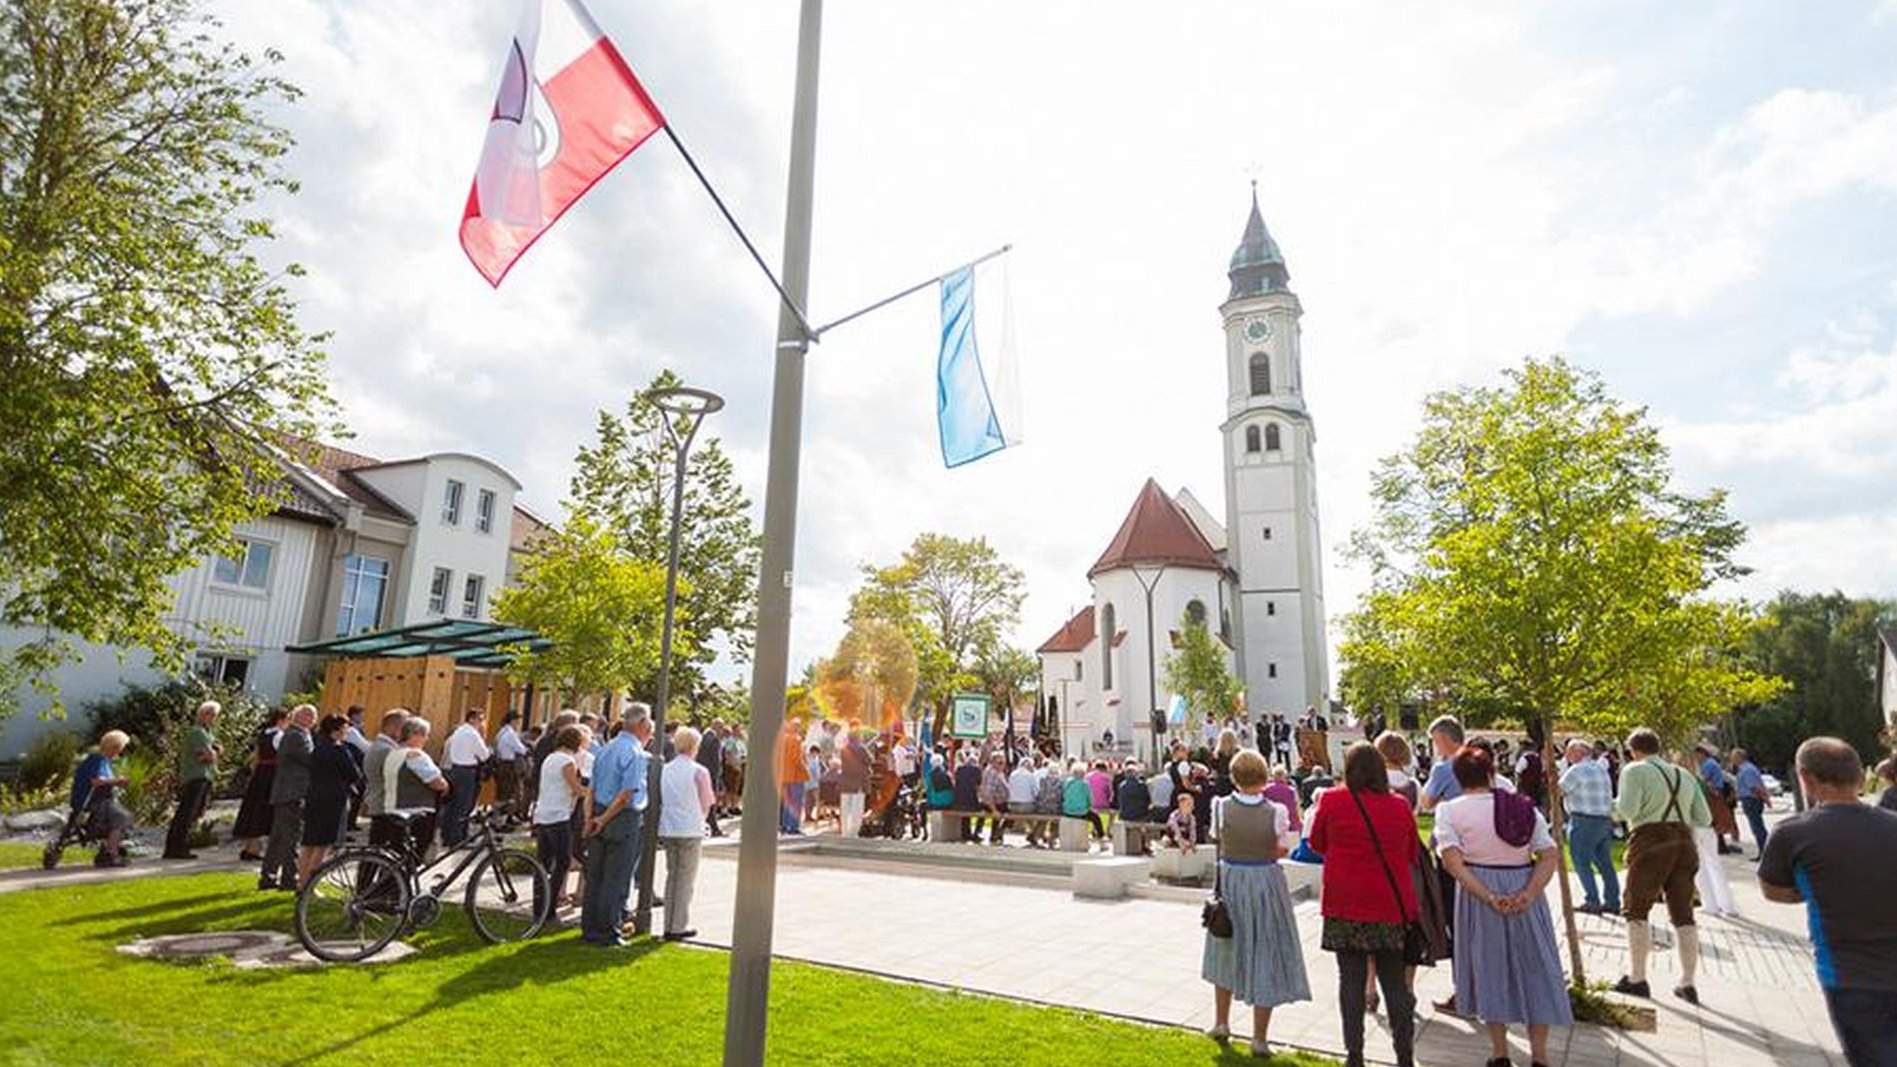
[277,434,409,519]
[1087,478,1225,577]
[1036,606,1096,654]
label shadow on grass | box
[44,890,239,927]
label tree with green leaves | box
[1338,356,1782,984]
[971,640,1038,724]
[1163,614,1239,732]
[847,533,1026,734]
[0,0,334,720]
[491,516,670,706]
[1733,590,1896,771]
[568,369,761,707]
[816,617,918,728]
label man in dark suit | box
[260,704,315,891]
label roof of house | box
[277,436,411,520]
[1037,605,1096,654]
[510,502,553,552]
[1173,486,1228,555]
[1088,478,1226,577]
[1881,628,1897,654]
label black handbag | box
[1348,787,1433,967]
[1201,802,1233,938]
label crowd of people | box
[58,698,1897,1067]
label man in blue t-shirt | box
[1418,715,1465,813]
[1759,737,1897,1067]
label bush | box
[18,730,81,792]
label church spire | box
[1227,183,1289,301]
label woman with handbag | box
[1201,748,1310,1057]
[1433,744,1572,1067]
[1308,741,1422,1067]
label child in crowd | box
[1165,792,1198,851]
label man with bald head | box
[1759,737,1897,1067]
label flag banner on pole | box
[936,260,1022,468]
[460,0,666,287]
[1168,693,1188,726]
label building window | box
[442,479,465,525]
[1249,352,1271,395]
[1244,425,1261,453]
[1268,663,1278,679]
[428,567,454,615]
[1265,423,1282,451]
[212,539,274,591]
[476,488,496,534]
[1185,599,1207,626]
[336,553,389,636]
[1099,603,1116,690]
[1267,601,1277,617]
[462,574,486,619]
[1263,526,1273,541]
[193,653,251,688]
[1074,660,1083,681]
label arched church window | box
[1099,603,1116,689]
[1244,425,1261,453]
[1249,352,1271,395]
[1185,599,1207,626]
[1265,423,1282,451]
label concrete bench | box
[1112,819,1168,856]
[1150,846,1211,883]
[1072,856,1152,899]
[926,809,965,843]
[1056,816,1095,852]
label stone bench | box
[1150,846,1211,883]
[1071,856,1152,899]
[1111,819,1168,856]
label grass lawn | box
[0,873,1336,1067]
[0,841,58,870]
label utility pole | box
[722,1,822,1064]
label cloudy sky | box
[213,0,1897,687]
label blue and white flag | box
[1168,693,1189,727]
[936,261,1021,468]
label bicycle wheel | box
[296,850,411,963]
[463,847,550,944]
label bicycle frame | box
[375,810,508,901]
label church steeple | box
[1227,184,1290,301]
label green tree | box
[1163,614,1239,731]
[568,369,761,702]
[1733,590,1896,771]
[1338,356,1782,983]
[491,516,670,705]
[971,640,1039,723]
[847,533,1025,734]
[0,0,334,719]
[816,617,918,728]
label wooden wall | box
[319,655,512,757]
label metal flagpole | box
[723,0,822,1063]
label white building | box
[1038,191,1329,760]
[0,438,548,755]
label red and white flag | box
[460,0,665,287]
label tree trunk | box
[1542,714,1587,987]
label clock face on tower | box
[1244,318,1272,343]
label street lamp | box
[633,383,724,937]
[1132,564,1167,764]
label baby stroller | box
[41,792,111,870]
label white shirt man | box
[893,739,918,778]
[445,718,492,768]
[495,721,528,763]
[1007,760,1041,806]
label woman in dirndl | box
[230,708,290,861]
[1202,748,1311,1058]
[1433,744,1572,1067]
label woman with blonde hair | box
[72,731,135,867]
[1203,748,1311,1056]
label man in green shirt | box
[1611,727,1712,1004]
[163,701,223,860]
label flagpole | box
[722,0,822,1064]
[811,243,1012,338]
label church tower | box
[1219,187,1329,719]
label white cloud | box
[206,0,1897,688]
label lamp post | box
[632,383,725,937]
[1133,565,1166,764]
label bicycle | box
[294,806,550,962]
